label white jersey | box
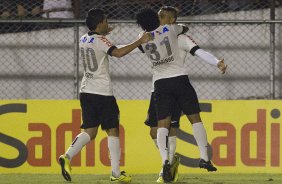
[140,24,189,84]
[149,33,199,92]
[79,32,116,96]
[178,34,199,62]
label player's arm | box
[115,45,144,54]
[195,49,227,74]
[110,32,152,58]
[179,34,227,74]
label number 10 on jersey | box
[81,48,98,72]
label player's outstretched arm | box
[111,32,153,58]
[195,49,227,74]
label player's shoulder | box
[166,24,185,34]
[97,35,114,47]
[178,33,196,41]
[177,34,190,43]
[177,33,198,47]
[177,33,188,39]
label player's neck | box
[94,27,104,35]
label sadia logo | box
[0,103,125,168]
[0,103,28,168]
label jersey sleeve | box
[97,36,117,56]
[178,34,200,56]
[171,24,189,35]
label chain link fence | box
[0,0,281,99]
[1,0,279,20]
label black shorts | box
[80,93,119,130]
[154,75,201,121]
[145,92,181,128]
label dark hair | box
[136,8,160,31]
[86,8,105,31]
[160,6,179,21]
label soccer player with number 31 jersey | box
[136,7,227,183]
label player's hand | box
[140,32,154,43]
[217,58,227,74]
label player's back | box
[79,32,114,96]
[142,24,187,83]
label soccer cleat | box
[171,155,181,182]
[110,171,132,183]
[199,159,217,172]
[59,155,72,181]
[162,160,173,183]
[156,174,164,183]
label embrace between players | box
[58,5,227,183]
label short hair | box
[160,6,179,21]
[136,8,160,31]
[86,8,105,31]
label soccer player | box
[58,8,152,183]
[144,6,227,183]
[136,8,227,182]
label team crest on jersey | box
[151,26,169,37]
[80,37,87,43]
[80,37,95,43]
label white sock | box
[153,139,158,148]
[66,132,91,160]
[157,128,169,164]
[108,136,121,177]
[168,136,177,163]
[192,122,209,161]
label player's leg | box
[59,93,101,181]
[146,92,177,161]
[148,91,171,166]
[176,76,216,172]
[59,128,96,182]
[149,126,179,183]
[154,78,178,182]
[168,127,176,162]
[65,127,98,161]
[145,94,165,183]
[169,103,181,182]
[101,96,131,183]
[168,100,181,165]
[154,89,172,166]
[146,96,180,184]
[149,126,177,152]
[59,127,98,182]
[157,116,172,182]
[106,128,131,183]
[187,113,217,172]
[157,116,171,164]
[145,92,159,148]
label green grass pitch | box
[0,173,281,184]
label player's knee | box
[169,127,177,136]
[187,113,202,124]
[106,127,119,136]
[150,127,157,139]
